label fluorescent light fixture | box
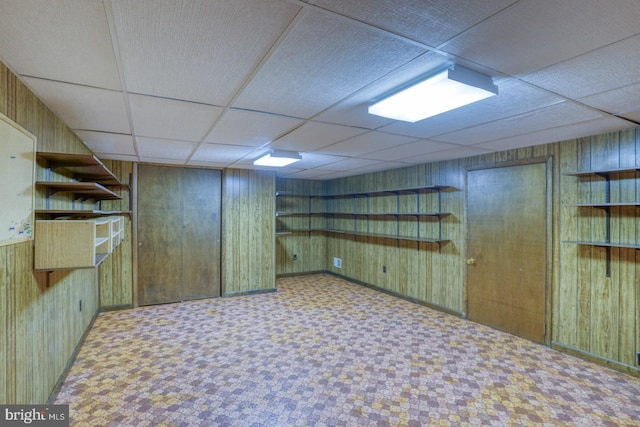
[253,150,302,167]
[368,65,498,122]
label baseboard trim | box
[100,303,134,312]
[276,270,326,278]
[47,307,101,404]
[323,270,465,318]
[551,341,640,378]
[223,288,277,298]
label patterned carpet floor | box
[54,274,640,426]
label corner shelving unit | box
[35,218,112,270]
[34,152,130,270]
[35,152,131,217]
[562,167,640,275]
[275,185,451,246]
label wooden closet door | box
[466,161,548,344]
[181,167,221,300]
[137,165,221,306]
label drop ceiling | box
[1,0,639,180]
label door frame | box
[131,163,223,307]
[464,156,553,346]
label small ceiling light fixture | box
[253,150,302,167]
[368,65,498,123]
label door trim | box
[132,162,139,308]
[464,156,553,346]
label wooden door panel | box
[138,165,183,305]
[467,162,547,343]
[182,168,221,300]
[137,165,221,306]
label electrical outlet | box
[333,257,342,268]
[293,254,297,261]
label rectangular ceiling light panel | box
[369,65,498,122]
[254,150,302,167]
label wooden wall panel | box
[276,126,639,375]
[0,60,122,404]
[98,160,133,308]
[98,220,133,308]
[222,169,275,295]
[275,178,326,275]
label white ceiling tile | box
[233,9,427,118]
[276,169,337,180]
[441,0,640,75]
[315,158,384,171]
[0,0,121,89]
[186,161,229,168]
[136,137,197,160]
[317,131,418,156]
[379,78,564,138]
[190,143,257,164]
[309,0,518,47]
[138,157,187,165]
[521,34,640,99]
[396,146,495,164]
[22,77,129,134]
[434,102,604,145]
[205,109,303,146]
[129,94,222,142]
[618,110,640,123]
[293,153,349,169]
[74,131,136,156]
[309,170,365,180]
[578,82,640,116]
[274,168,304,178]
[362,140,458,161]
[349,161,413,175]
[94,153,139,162]
[111,0,301,104]
[474,116,637,151]
[271,122,367,152]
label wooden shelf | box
[275,228,448,244]
[35,218,114,270]
[324,185,450,198]
[35,152,129,271]
[37,152,121,185]
[322,228,448,244]
[275,185,451,245]
[36,181,122,201]
[277,211,447,218]
[564,167,640,177]
[35,209,132,217]
[564,203,640,208]
[276,185,451,199]
[564,240,640,249]
[564,165,640,274]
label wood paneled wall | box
[1,62,104,404]
[98,159,133,309]
[275,178,327,275]
[276,131,639,375]
[556,130,640,371]
[222,169,276,295]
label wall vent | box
[333,257,342,268]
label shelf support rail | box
[417,190,421,241]
[597,172,612,277]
